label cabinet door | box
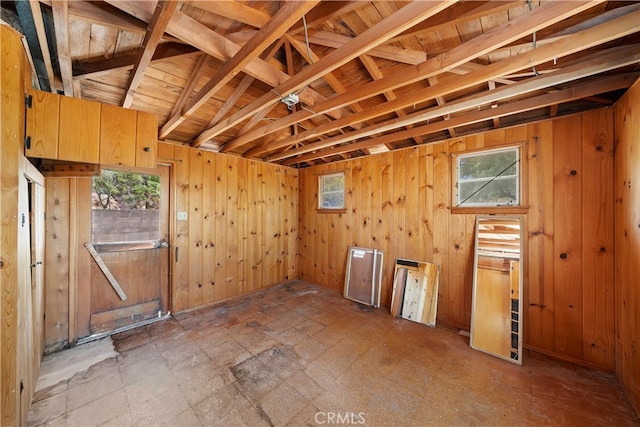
[26,89,59,159]
[99,104,136,166]
[58,96,101,163]
[135,111,157,169]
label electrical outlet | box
[177,211,188,220]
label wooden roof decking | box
[4,0,640,166]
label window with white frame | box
[318,172,345,209]
[454,146,520,207]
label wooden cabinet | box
[25,90,157,169]
[100,103,136,166]
[58,96,101,163]
[135,111,158,169]
[25,89,59,159]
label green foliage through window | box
[455,147,519,207]
[92,169,160,210]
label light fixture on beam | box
[281,93,299,109]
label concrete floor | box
[28,280,639,426]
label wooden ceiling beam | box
[122,1,178,108]
[212,0,457,151]
[427,75,456,137]
[359,54,421,146]
[105,0,349,127]
[73,42,199,79]
[162,1,319,143]
[284,34,369,127]
[51,0,73,96]
[215,40,286,141]
[288,2,364,35]
[15,0,49,91]
[304,31,427,65]
[241,0,606,158]
[280,72,639,165]
[170,53,210,118]
[388,0,522,44]
[182,0,270,29]
[271,45,640,162]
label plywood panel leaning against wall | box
[614,77,640,416]
[298,110,615,370]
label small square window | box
[454,146,520,207]
[319,172,345,209]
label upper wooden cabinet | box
[99,103,136,166]
[135,111,158,169]
[58,96,101,163]
[25,89,158,169]
[25,89,59,159]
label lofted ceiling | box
[3,0,640,167]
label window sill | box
[450,206,529,215]
[316,208,347,214]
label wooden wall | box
[42,145,299,350]
[614,78,640,415]
[299,110,615,370]
[1,23,47,427]
[43,178,92,352]
[149,143,299,313]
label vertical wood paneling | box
[237,158,248,292]
[405,147,420,258]
[552,116,583,359]
[299,169,312,282]
[188,150,203,307]
[614,79,640,414]
[172,146,190,312]
[379,153,394,306]
[418,145,432,262]
[75,179,92,339]
[432,142,449,322]
[246,160,261,291]
[214,155,228,299]
[318,165,331,286]
[1,26,25,424]
[370,155,384,285]
[275,167,285,281]
[356,157,373,249]
[44,179,70,350]
[226,157,239,298]
[393,150,406,259]
[263,163,278,287]
[526,121,555,351]
[286,168,298,280]
[339,162,354,285]
[202,152,216,304]
[448,139,469,328]
[581,109,614,369]
[299,112,616,370]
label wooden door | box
[84,165,170,336]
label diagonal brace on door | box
[85,243,128,301]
